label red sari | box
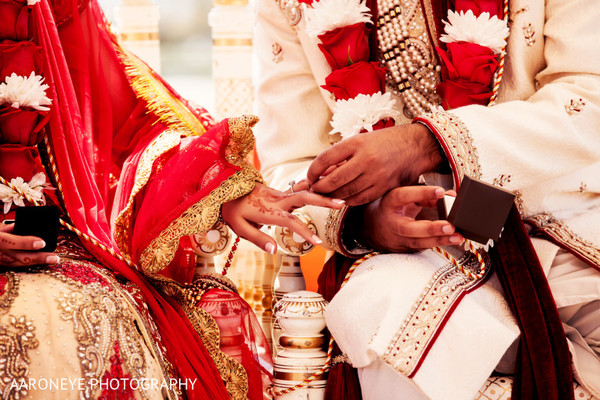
[0,0,270,398]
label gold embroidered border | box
[117,48,207,138]
[527,213,600,267]
[421,0,441,48]
[114,131,181,257]
[380,253,486,376]
[139,164,262,275]
[324,206,349,255]
[183,305,249,400]
[425,112,482,182]
[0,272,19,315]
[0,315,39,400]
[226,115,260,167]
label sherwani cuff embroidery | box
[415,111,482,188]
[324,206,370,258]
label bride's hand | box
[221,183,345,254]
[0,224,60,267]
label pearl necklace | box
[376,0,442,118]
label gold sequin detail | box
[492,174,511,187]
[527,213,600,267]
[565,98,586,115]
[0,272,19,315]
[425,112,482,182]
[114,130,182,257]
[226,115,260,168]
[522,23,536,46]
[275,0,303,26]
[325,206,350,256]
[139,164,262,275]
[272,42,283,63]
[0,315,39,400]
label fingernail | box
[435,188,445,197]
[45,255,60,264]
[265,243,276,255]
[312,235,323,245]
[332,199,345,205]
[33,240,46,250]
[449,235,463,244]
[442,225,453,234]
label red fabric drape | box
[491,207,574,400]
[33,1,231,398]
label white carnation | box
[0,173,53,214]
[330,92,401,139]
[0,72,52,111]
[305,0,372,37]
[440,10,509,54]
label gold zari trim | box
[380,253,487,376]
[139,164,262,275]
[226,115,260,167]
[0,272,19,315]
[425,112,482,182]
[184,306,249,400]
[527,213,600,267]
[117,48,207,137]
[115,131,181,257]
[324,206,349,255]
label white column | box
[114,0,162,73]
[208,0,254,120]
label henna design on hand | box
[0,253,26,266]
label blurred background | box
[100,0,216,113]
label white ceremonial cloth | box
[325,250,519,400]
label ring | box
[289,180,296,194]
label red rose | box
[297,0,314,4]
[436,42,498,108]
[437,79,493,108]
[0,144,45,183]
[371,118,396,131]
[322,61,387,100]
[0,105,49,146]
[0,40,43,81]
[455,0,503,18]
[0,1,30,41]
[318,23,371,70]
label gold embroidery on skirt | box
[0,314,39,400]
[49,264,154,400]
[0,272,19,315]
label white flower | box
[330,92,401,139]
[0,72,52,111]
[0,173,53,214]
[27,0,41,4]
[440,10,509,54]
[305,0,372,37]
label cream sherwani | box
[254,0,600,398]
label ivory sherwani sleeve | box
[418,0,600,262]
[253,0,351,252]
